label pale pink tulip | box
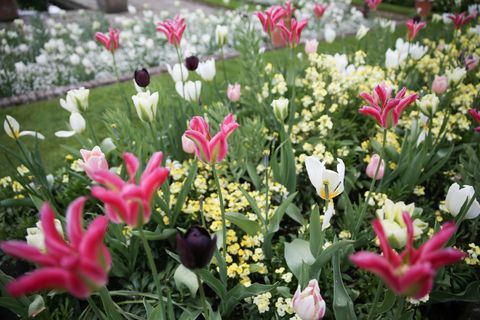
[227,83,241,102]
[432,75,448,94]
[182,134,196,154]
[366,154,385,180]
[78,146,108,180]
[304,39,318,54]
[0,197,111,298]
[292,279,326,320]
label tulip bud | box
[167,63,188,82]
[431,75,448,94]
[185,55,199,71]
[176,226,217,269]
[292,279,326,320]
[366,154,385,180]
[175,81,202,102]
[271,98,289,122]
[196,59,216,81]
[78,146,109,180]
[227,83,241,102]
[182,134,196,154]
[445,183,480,220]
[417,93,439,116]
[304,39,318,54]
[131,91,159,122]
[134,68,150,88]
[215,25,228,46]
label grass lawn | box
[0,24,434,176]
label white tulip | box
[417,94,439,116]
[446,67,466,84]
[196,59,216,81]
[324,25,336,43]
[4,115,45,140]
[101,137,116,153]
[445,183,480,220]
[55,112,86,138]
[305,156,345,229]
[356,25,369,40]
[175,81,202,102]
[271,97,289,121]
[132,90,159,122]
[167,63,188,82]
[409,43,428,60]
[215,25,228,46]
[60,87,89,113]
[26,219,63,251]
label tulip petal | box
[123,152,139,182]
[0,241,56,266]
[40,203,70,256]
[66,197,86,248]
[350,252,400,293]
[6,268,70,298]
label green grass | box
[0,24,435,176]
[351,0,416,16]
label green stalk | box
[195,270,209,319]
[138,226,166,319]
[367,281,383,320]
[221,45,229,86]
[212,164,227,260]
[393,296,405,320]
[354,128,387,236]
[111,52,132,120]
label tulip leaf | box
[286,202,305,225]
[284,239,315,280]
[373,289,396,316]
[179,309,201,320]
[223,283,278,316]
[309,205,323,258]
[239,187,263,223]
[332,249,357,320]
[225,212,260,236]
[148,303,167,320]
[171,160,198,225]
[246,160,261,190]
[132,228,176,240]
[197,269,226,300]
[429,280,480,303]
[174,264,199,296]
[268,192,297,234]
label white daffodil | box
[4,115,45,140]
[305,156,345,230]
[196,59,216,81]
[55,112,86,138]
[167,63,188,82]
[356,25,369,40]
[131,90,159,122]
[445,183,480,220]
[215,25,228,46]
[175,81,201,102]
[60,87,89,113]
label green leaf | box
[239,187,263,224]
[286,203,305,225]
[174,264,199,296]
[374,289,396,316]
[179,309,201,320]
[28,295,45,318]
[223,283,278,316]
[316,240,355,269]
[132,228,176,241]
[148,302,166,320]
[430,281,480,303]
[225,212,260,236]
[246,161,261,189]
[268,192,297,233]
[284,239,315,280]
[198,269,226,301]
[309,206,323,258]
[332,250,357,320]
[171,160,198,224]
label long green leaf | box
[332,250,357,320]
[225,212,260,236]
[171,160,198,224]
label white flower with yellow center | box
[305,156,345,230]
[4,115,45,140]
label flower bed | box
[0,1,480,320]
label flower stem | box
[367,281,383,320]
[195,270,209,319]
[394,296,405,320]
[212,164,227,260]
[221,46,229,86]
[354,128,387,236]
[111,52,132,120]
[139,226,166,319]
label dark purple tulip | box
[185,56,199,71]
[176,226,217,269]
[134,68,150,87]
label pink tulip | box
[156,15,186,47]
[182,134,196,154]
[313,4,328,19]
[283,1,295,19]
[465,55,479,71]
[359,82,418,128]
[78,146,108,180]
[91,152,169,227]
[468,109,480,132]
[365,0,382,11]
[0,197,111,298]
[350,212,465,299]
[366,154,385,180]
[406,19,426,41]
[184,113,239,164]
[276,18,308,48]
[304,39,318,54]
[95,27,120,53]
[227,83,241,102]
[257,5,286,35]
[448,12,475,29]
[292,279,326,320]
[431,75,448,94]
